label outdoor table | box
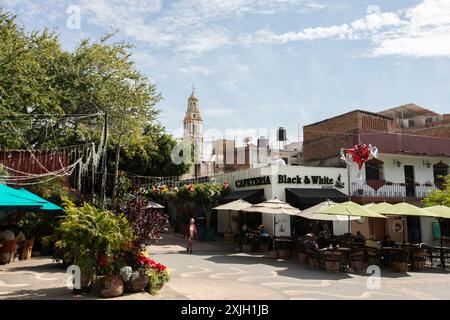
[382,247,409,271]
[431,246,450,268]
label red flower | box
[137,255,156,267]
[155,263,166,272]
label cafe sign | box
[235,176,271,188]
[278,174,345,188]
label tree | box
[119,124,191,177]
[423,175,450,207]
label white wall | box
[349,153,450,185]
[215,165,349,236]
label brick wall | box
[303,111,392,164]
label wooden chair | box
[391,248,410,272]
[0,239,17,264]
[19,238,35,260]
[349,249,365,272]
[366,246,381,266]
[306,249,323,269]
[409,247,427,271]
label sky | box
[2,0,450,150]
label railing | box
[351,182,437,198]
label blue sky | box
[2,0,450,148]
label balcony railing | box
[351,182,438,199]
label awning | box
[286,188,349,208]
[220,189,265,204]
[18,189,64,212]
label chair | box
[409,247,427,271]
[366,246,381,266]
[324,250,343,272]
[19,238,35,260]
[0,240,17,264]
[349,249,365,272]
[297,243,306,264]
[391,248,410,272]
[306,249,323,269]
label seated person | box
[258,225,270,237]
[365,235,381,250]
[316,231,330,249]
[381,235,396,248]
[304,233,319,251]
[354,231,366,243]
[0,227,15,241]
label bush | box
[54,198,134,285]
[122,198,168,249]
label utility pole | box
[100,111,108,209]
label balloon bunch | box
[340,143,378,170]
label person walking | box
[186,218,198,253]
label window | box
[365,159,384,180]
[408,119,415,127]
[433,161,449,188]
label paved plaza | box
[1,233,450,300]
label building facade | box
[303,104,450,244]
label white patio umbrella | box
[145,201,165,209]
[242,198,301,237]
[213,199,252,233]
[299,200,360,222]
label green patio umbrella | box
[424,205,450,251]
[17,188,64,212]
[0,184,46,211]
[321,201,386,234]
[365,202,393,213]
[377,202,435,244]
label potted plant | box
[357,188,364,196]
[385,181,393,186]
[55,198,133,296]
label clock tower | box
[183,86,204,163]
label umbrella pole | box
[348,215,350,234]
[403,215,406,245]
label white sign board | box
[274,214,291,237]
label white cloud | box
[179,65,214,75]
[241,12,405,44]
[242,0,450,58]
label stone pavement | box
[1,233,450,300]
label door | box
[404,165,415,197]
[407,216,421,243]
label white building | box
[214,165,350,237]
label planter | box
[357,189,364,196]
[97,275,124,298]
[125,272,149,293]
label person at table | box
[317,231,330,249]
[258,225,270,237]
[304,233,319,250]
[0,227,15,241]
[354,231,366,243]
[381,235,396,247]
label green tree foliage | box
[120,124,191,177]
[0,10,189,207]
[423,175,450,207]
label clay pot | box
[125,272,149,293]
[97,275,124,298]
